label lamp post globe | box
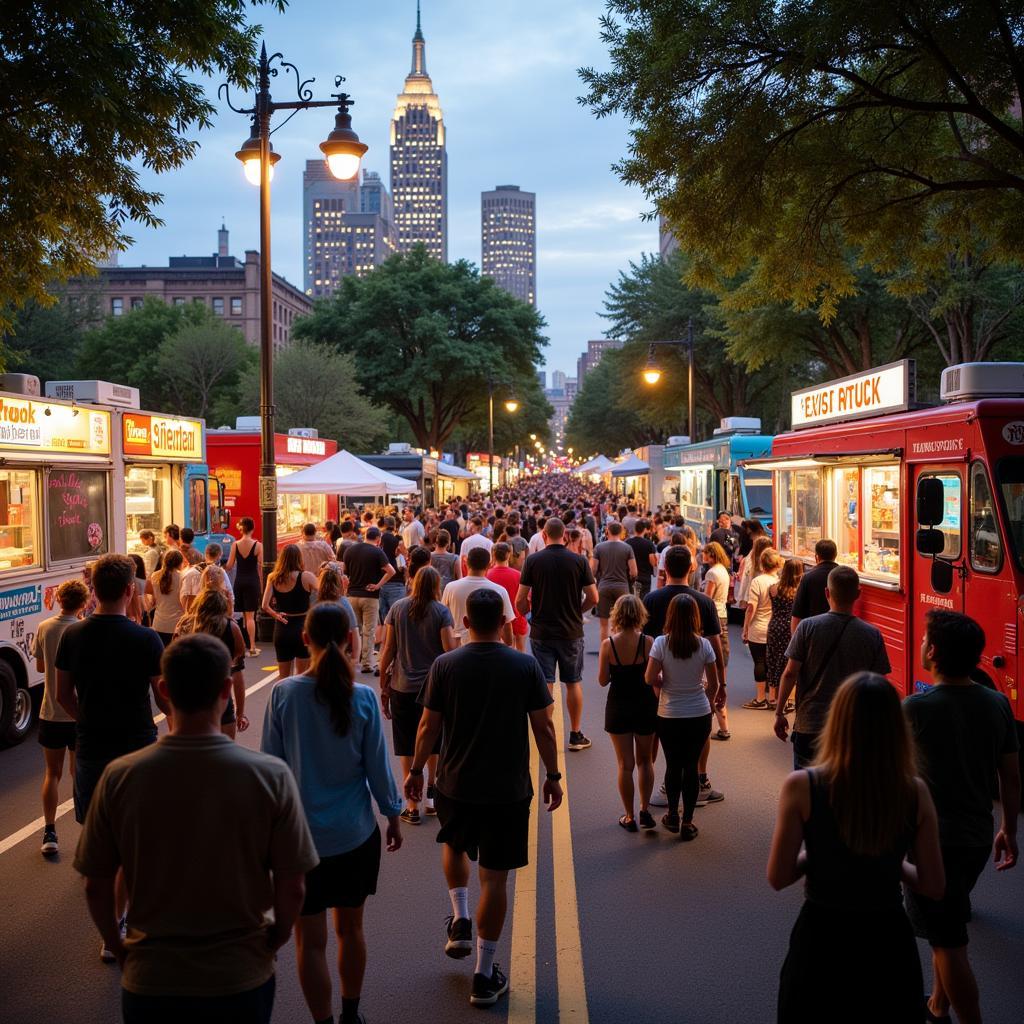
[504,399,519,414]
[235,124,281,186]
[320,95,368,181]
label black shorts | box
[233,580,262,613]
[604,696,657,736]
[390,689,440,758]
[302,827,381,914]
[38,719,76,751]
[905,844,991,948]
[220,696,236,727]
[597,586,628,619]
[273,619,309,663]
[434,791,531,872]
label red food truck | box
[746,359,1024,744]
[207,424,338,546]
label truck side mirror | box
[916,528,945,556]
[219,510,231,532]
[931,559,954,594]
[917,477,945,527]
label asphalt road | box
[1,619,1022,1024]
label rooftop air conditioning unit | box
[713,416,761,436]
[288,427,319,438]
[0,374,41,396]
[235,416,261,430]
[44,379,140,409]
[940,363,1024,402]
[388,442,412,454]
[667,435,690,446]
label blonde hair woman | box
[598,594,657,832]
[702,540,733,740]
[742,547,783,709]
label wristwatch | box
[546,771,562,781]
[408,767,424,776]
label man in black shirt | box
[440,507,462,554]
[625,519,658,598]
[708,512,742,567]
[342,527,395,674]
[408,589,561,1008]
[790,538,838,630]
[516,518,599,751]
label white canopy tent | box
[437,462,478,481]
[276,449,414,496]
[611,452,650,477]
[574,454,614,475]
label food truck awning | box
[573,455,614,474]
[742,449,903,472]
[277,450,415,495]
[611,453,650,477]
[437,463,478,480]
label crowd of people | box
[26,473,1020,1022]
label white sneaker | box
[649,784,669,808]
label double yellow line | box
[508,693,589,1024]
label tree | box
[293,247,548,450]
[579,2,1024,319]
[0,0,282,333]
[231,341,390,451]
[448,377,553,455]
[156,319,254,419]
[565,349,652,454]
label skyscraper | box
[390,2,447,261]
[481,185,536,306]
[303,165,396,297]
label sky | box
[119,0,656,379]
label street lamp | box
[221,44,366,573]
[487,377,518,493]
[640,317,696,441]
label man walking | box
[400,506,425,551]
[625,519,658,599]
[904,611,1019,1024]
[592,521,637,643]
[516,518,599,751]
[298,522,334,576]
[442,546,515,648]
[75,633,318,1023]
[343,527,395,675]
[405,589,562,1007]
[459,517,493,575]
[774,565,890,767]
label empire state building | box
[390,3,447,261]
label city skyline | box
[112,1,654,375]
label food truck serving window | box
[777,469,822,558]
[47,469,109,562]
[0,469,39,571]
[969,462,1001,573]
[125,465,170,552]
[276,466,325,536]
[862,465,901,579]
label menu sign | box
[123,413,203,461]
[791,360,915,430]
[0,397,110,455]
[47,470,109,562]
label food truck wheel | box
[0,661,33,746]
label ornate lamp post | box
[640,317,696,441]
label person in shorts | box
[903,611,1019,1024]
[516,517,599,751]
[34,577,90,856]
[591,521,638,643]
[406,588,562,1008]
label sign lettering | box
[0,398,110,455]
[791,361,914,430]
[122,413,203,461]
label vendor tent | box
[437,462,478,480]
[574,454,614,474]
[611,452,650,477]
[276,449,414,496]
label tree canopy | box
[580,1,1024,319]
[0,0,282,333]
[293,247,548,450]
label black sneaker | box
[470,964,509,1006]
[400,807,420,826]
[568,731,591,751]
[445,916,473,959]
[41,826,58,856]
[638,809,656,830]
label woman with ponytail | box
[261,602,403,1024]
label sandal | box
[661,813,680,834]
[618,815,639,833]
[742,698,768,709]
[711,729,731,740]
[679,823,699,842]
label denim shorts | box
[530,637,585,684]
[378,581,408,623]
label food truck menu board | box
[47,470,108,563]
[0,398,110,455]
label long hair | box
[409,565,440,621]
[156,549,184,594]
[664,594,701,659]
[269,544,303,587]
[776,558,804,601]
[750,536,771,574]
[318,563,344,602]
[815,673,918,857]
[178,587,230,639]
[305,603,355,737]
[703,541,730,569]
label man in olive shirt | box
[591,521,637,643]
[75,634,318,1023]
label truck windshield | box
[743,471,773,518]
[997,457,1024,567]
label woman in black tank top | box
[226,517,263,656]
[597,594,657,832]
[767,673,945,1023]
[262,543,318,679]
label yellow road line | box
[552,692,590,1023]
[507,734,540,1024]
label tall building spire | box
[411,0,427,77]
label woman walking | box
[262,603,404,1024]
[318,562,361,665]
[598,594,656,832]
[768,672,944,1023]
[742,547,782,710]
[226,516,263,656]
[429,529,460,588]
[767,558,803,713]
[262,544,318,680]
[702,541,732,740]
[378,567,455,824]
[645,594,719,841]
[145,549,184,645]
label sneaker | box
[425,785,437,815]
[360,665,373,674]
[373,666,380,677]
[400,807,420,826]
[696,783,725,807]
[784,701,795,714]
[445,916,473,959]
[711,729,731,740]
[568,731,592,751]
[649,784,669,807]
[661,812,680,834]
[741,698,769,709]
[41,826,58,856]
[638,809,656,830]
[247,647,261,657]
[470,964,509,1006]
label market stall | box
[276,449,413,499]
[611,451,651,502]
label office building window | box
[173,297,186,306]
[111,297,124,316]
[212,297,224,315]
[130,297,144,310]
[230,296,242,315]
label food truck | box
[207,423,339,546]
[0,378,224,745]
[746,360,1024,740]
[663,420,774,538]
